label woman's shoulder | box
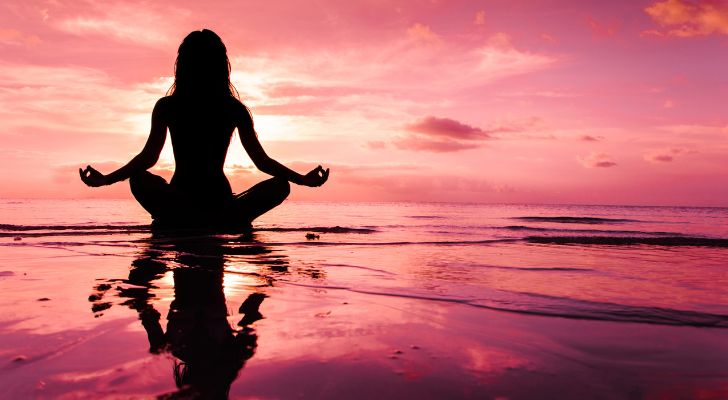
[153,96,175,112]
[156,95,173,104]
[150,96,174,120]
[227,97,253,123]
[226,96,246,110]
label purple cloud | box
[406,116,490,140]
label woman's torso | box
[162,95,240,203]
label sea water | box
[2,199,728,326]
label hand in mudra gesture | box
[79,165,108,187]
[300,165,330,187]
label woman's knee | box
[274,177,290,197]
[130,171,162,188]
[129,171,167,199]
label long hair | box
[168,29,239,99]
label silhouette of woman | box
[79,29,329,228]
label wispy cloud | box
[643,147,693,163]
[406,23,441,44]
[0,28,41,46]
[654,124,728,140]
[365,141,387,150]
[393,136,482,153]
[586,16,618,38]
[282,161,516,202]
[578,152,617,168]
[229,31,556,104]
[540,33,557,44]
[54,1,187,47]
[474,10,486,26]
[0,62,163,134]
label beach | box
[1,199,728,399]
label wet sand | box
[2,230,728,399]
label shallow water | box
[1,199,728,398]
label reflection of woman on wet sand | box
[140,278,264,399]
[79,29,329,229]
[90,235,271,398]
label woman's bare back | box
[160,95,248,202]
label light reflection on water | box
[1,200,728,398]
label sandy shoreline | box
[2,231,728,399]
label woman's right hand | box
[79,165,109,187]
[300,165,330,187]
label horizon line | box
[2,198,727,210]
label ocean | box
[1,199,728,398]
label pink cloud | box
[406,23,441,44]
[540,33,557,44]
[365,141,387,150]
[53,1,188,47]
[580,135,603,142]
[586,16,618,38]
[389,116,492,153]
[392,116,549,153]
[0,28,41,47]
[252,99,334,116]
[578,152,617,168]
[643,147,692,163]
[487,32,513,47]
[266,84,362,98]
[474,10,486,26]
[283,161,517,202]
[393,136,481,153]
[645,0,728,37]
[406,116,489,140]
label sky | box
[1,0,727,206]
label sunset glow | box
[2,0,727,205]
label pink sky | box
[1,0,727,206]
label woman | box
[79,29,329,229]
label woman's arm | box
[80,98,169,187]
[236,103,329,187]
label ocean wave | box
[317,262,396,275]
[261,238,519,247]
[428,260,592,272]
[0,224,377,238]
[279,280,728,328]
[481,265,593,272]
[526,235,728,247]
[497,290,728,327]
[0,229,151,238]
[257,226,377,234]
[513,216,639,224]
[0,223,149,232]
[504,225,684,236]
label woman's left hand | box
[300,165,330,187]
[79,165,108,187]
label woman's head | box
[168,29,238,98]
